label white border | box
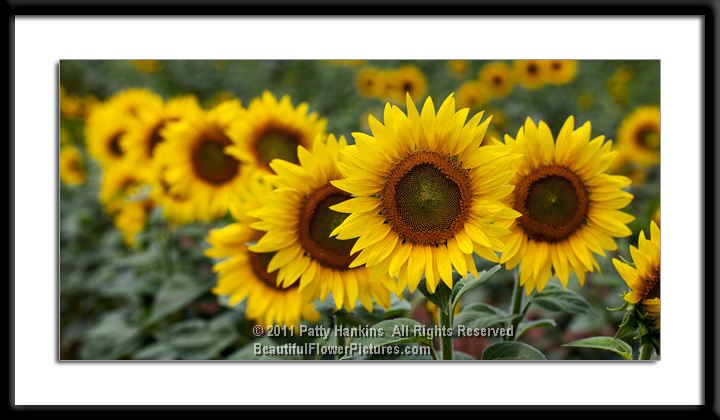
[14,17,703,405]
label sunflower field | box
[59,60,660,361]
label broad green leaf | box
[341,318,433,360]
[614,311,638,339]
[80,310,141,360]
[453,303,518,330]
[450,264,501,313]
[533,284,596,316]
[146,272,212,324]
[482,341,546,360]
[563,336,633,360]
[516,318,557,338]
[156,314,238,360]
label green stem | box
[438,306,453,360]
[639,338,654,360]
[508,269,524,341]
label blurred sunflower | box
[448,60,469,76]
[105,88,164,118]
[499,117,635,294]
[331,94,520,293]
[514,60,548,90]
[456,81,488,110]
[59,146,86,186]
[85,102,135,167]
[114,199,154,246]
[478,62,514,98]
[617,105,660,167]
[612,221,660,324]
[356,68,387,98]
[249,135,397,311]
[226,91,326,177]
[387,65,428,103]
[155,99,245,221]
[545,60,578,85]
[130,60,161,74]
[206,174,321,327]
[98,160,149,214]
[148,164,196,225]
[123,95,202,168]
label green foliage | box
[482,342,546,360]
[563,336,633,360]
[532,284,597,316]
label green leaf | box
[563,336,633,360]
[516,318,557,338]
[482,341,546,360]
[614,311,638,339]
[155,313,238,360]
[146,272,212,324]
[450,264,501,313]
[533,284,596,316]
[341,318,432,360]
[453,303,518,330]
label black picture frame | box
[7,0,717,414]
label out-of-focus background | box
[59,60,660,360]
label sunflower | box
[616,106,660,167]
[206,175,321,327]
[225,92,326,179]
[478,62,514,98]
[59,145,86,186]
[114,199,154,246]
[85,102,135,167]
[123,95,202,168]
[356,68,388,98]
[545,60,578,85]
[130,60,161,74]
[98,160,150,214]
[249,134,398,311]
[514,60,548,90]
[612,221,660,323]
[499,117,635,294]
[456,81,488,110]
[148,163,196,225]
[448,60,469,76]
[330,94,520,294]
[105,88,164,118]
[156,99,246,221]
[386,65,427,102]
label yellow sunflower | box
[106,88,164,118]
[226,91,326,178]
[514,60,548,90]
[616,106,660,167]
[545,60,578,85]
[386,65,428,103]
[448,60,469,76]
[98,160,150,214]
[114,199,154,246]
[85,102,135,167]
[499,117,635,294]
[356,68,388,98]
[330,94,520,294]
[122,95,202,168]
[249,135,398,311]
[59,145,86,186]
[478,62,514,98]
[148,163,196,226]
[206,175,321,327]
[156,99,245,221]
[456,81,489,110]
[612,221,660,323]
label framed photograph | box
[11,2,716,411]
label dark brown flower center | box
[146,120,173,158]
[255,127,302,170]
[248,251,296,291]
[634,124,660,151]
[527,63,539,75]
[514,165,589,242]
[492,75,503,86]
[551,61,562,71]
[108,131,125,157]
[642,266,660,300]
[382,151,472,246]
[299,184,357,270]
[191,129,240,185]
